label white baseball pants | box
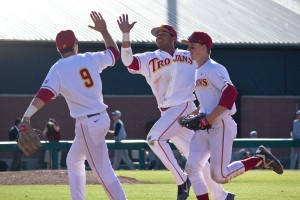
[67,111,126,200]
[147,102,229,199]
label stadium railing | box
[1,138,300,169]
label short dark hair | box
[14,118,21,126]
[59,46,75,55]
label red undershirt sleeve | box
[107,46,120,61]
[35,88,55,104]
[218,84,238,110]
[127,56,139,71]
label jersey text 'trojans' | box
[196,78,209,87]
[149,55,193,72]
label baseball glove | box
[17,122,42,156]
[180,113,212,131]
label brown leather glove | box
[17,121,42,156]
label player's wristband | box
[123,32,130,42]
[23,104,38,118]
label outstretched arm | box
[117,14,139,68]
[22,89,55,124]
[22,97,46,124]
[89,11,119,52]
[117,14,136,48]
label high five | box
[118,14,235,200]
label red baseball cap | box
[151,25,177,38]
[55,30,77,51]
[181,31,213,49]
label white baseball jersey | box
[123,48,230,198]
[186,58,245,190]
[45,49,127,200]
[195,58,236,117]
[128,49,196,108]
[41,50,115,118]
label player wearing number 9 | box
[20,11,127,200]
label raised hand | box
[117,14,136,33]
[88,11,107,33]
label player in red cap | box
[117,14,235,200]
[21,11,127,200]
[181,31,284,200]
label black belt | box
[160,107,170,111]
[87,113,100,118]
[74,113,100,122]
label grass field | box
[1,170,300,199]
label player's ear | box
[172,38,177,46]
[73,42,79,53]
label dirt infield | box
[0,170,144,185]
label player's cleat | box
[177,177,191,200]
[225,193,235,200]
[254,145,284,174]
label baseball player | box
[109,110,135,170]
[290,110,300,169]
[117,14,234,200]
[21,11,126,200]
[247,131,259,156]
[181,31,284,199]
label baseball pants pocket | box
[87,112,110,144]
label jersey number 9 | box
[80,68,94,88]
